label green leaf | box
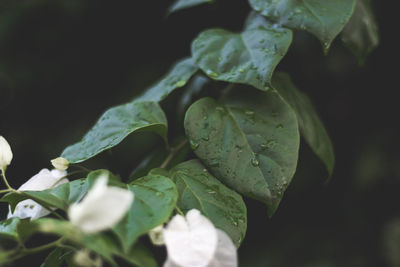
[191,12,292,90]
[35,218,120,266]
[184,89,300,216]
[178,74,210,115]
[168,0,213,14]
[248,0,356,51]
[137,58,199,102]
[61,101,168,163]
[118,242,158,267]
[128,139,191,183]
[272,72,335,177]
[341,0,379,64]
[170,160,247,247]
[113,174,178,252]
[40,248,66,267]
[0,218,22,241]
[1,179,88,212]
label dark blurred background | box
[0,0,398,266]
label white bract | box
[68,175,134,234]
[163,209,238,267]
[51,157,69,171]
[0,136,13,172]
[7,169,68,220]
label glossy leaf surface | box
[170,160,247,246]
[249,0,356,50]
[185,88,300,216]
[192,12,292,90]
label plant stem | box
[0,188,12,194]
[175,206,184,216]
[1,170,14,190]
[160,139,188,169]
[4,238,64,263]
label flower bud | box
[0,136,13,172]
[51,157,69,171]
[149,224,164,246]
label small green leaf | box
[1,178,88,212]
[184,89,300,216]
[118,242,158,267]
[191,12,292,90]
[40,248,66,267]
[341,0,379,64]
[0,218,21,241]
[61,101,168,163]
[113,174,178,252]
[273,72,335,177]
[137,58,198,102]
[168,0,213,14]
[249,0,356,51]
[170,160,247,247]
[35,218,120,266]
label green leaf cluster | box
[0,0,379,265]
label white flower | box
[149,224,165,246]
[163,209,238,267]
[7,169,68,220]
[51,157,69,171]
[0,136,13,172]
[68,175,134,234]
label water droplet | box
[175,80,186,87]
[245,110,254,116]
[210,160,219,167]
[206,70,219,78]
[189,139,199,150]
[251,154,259,167]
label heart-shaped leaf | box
[61,101,168,163]
[248,0,356,51]
[192,12,292,90]
[185,88,300,216]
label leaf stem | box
[160,139,188,169]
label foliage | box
[0,0,379,266]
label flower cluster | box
[1,136,238,266]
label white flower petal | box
[163,209,218,267]
[0,136,13,171]
[68,176,134,234]
[207,230,238,267]
[7,168,69,220]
